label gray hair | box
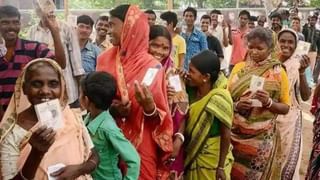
[246,27,274,49]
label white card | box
[142,68,159,86]
[36,0,56,15]
[169,75,182,92]
[67,15,78,27]
[250,75,265,93]
[48,163,65,180]
[34,99,63,130]
[292,41,311,59]
[250,99,263,107]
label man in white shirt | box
[28,3,85,108]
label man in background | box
[145,9,156,26]
[93,15,112,51]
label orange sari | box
[96,5,173,180]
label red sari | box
[96,5,173,180]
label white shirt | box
[211,25,230,70]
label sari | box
[0,59,93,180]
[276,29,303,180]
[306,95,320,180]
[229,57,290,180]
[184,73,234,180]
[96,5,173,180]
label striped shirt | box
[0,39,54,110]
[28,20,85,104]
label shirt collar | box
[83,41,93,51]
[84,111,108,135]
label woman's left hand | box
[134,81,155,113]
[299,55,310,73]
[51,165,81,180]
[216,168,226,180]
[167,85,175,102]
[254,90,270,107]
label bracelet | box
[143,105,157,117]
[217,166,224,171]
[174,132,185,143]
[299,71,305,75]
[234,102,239,112]
[266,98,273,108]
[20,171,32,180]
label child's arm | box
[109,132,141,180]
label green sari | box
[184,73,234,180]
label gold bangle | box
[88,159,98,169]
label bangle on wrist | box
[143,104,157,117]
[87,159,98,170]
[266,98,273,108]
[174,132,185,143]
[217,166,224,171]
[299,71,305,75]
[20,171,32,180]
[234,102,239,112]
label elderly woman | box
[0,59,98,180]
[276,29,311,179]
[228,27,290,180]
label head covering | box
[278,28,299,47]
[97,5,173,179]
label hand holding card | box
[48,163,65,180]
[250,75,265,93]
[34,99,63,130]
[142,68,159,86]
[169,75,182,92]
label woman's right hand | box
[176,69,189,82]
[235,99,252,111]
[167,85,175,102]
[29,126,56,154]
[110,99,132,118]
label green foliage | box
[310,0,320,7]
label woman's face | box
[23,63,61,105]
[247,37,271,63]
[108,16,123,46]
[149,36,170,62]
[278,32,296,60]
[187,62,209,87]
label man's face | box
[257,16,266,27]
[146,13,156,26]
[310,17,318,27]
[0,16,21,43]
[77,23,92,41]
[271,17,281,29]
[95,19,109,37]
[184,11,196,27]
[239,14,249,27]
[210,13,218,27]
[291,19,300,32]
[200,18,210,32]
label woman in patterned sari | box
[96,5,173,180]
[0,59,97,180]
[276,29,311,180]
[183,50,234,180]
[229,27,290,180]
[148,25,188,177]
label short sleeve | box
[178,37,186,54]
[36,43,55,59]
[279,68,291,106]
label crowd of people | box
[0,2,320,180]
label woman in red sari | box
[96,4,173,180]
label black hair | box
[210,9,222,15]
[77,15,94,28]
[191,50,220,84]
[249,16,257,22]
[96,15,109,24]
[183,7,197,18]
[109,4,130,22]
[160,11,178,28]
[80,72,117,110]
[239,10,250,18]
[269,11,282,21]
[201,14,211,23]
[246,27,273,49]
[149,25,171,43]
[0,5,20,20]
[145,9,156,18]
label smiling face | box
[77,23,92,41]
[187,62,209,87]
[247,37,271,63]
[0,16,20,43]
[95,19,109,37]
[278,32,296,61]
[200,18,210,32]
[108,16,123,46]
[23,63,61,105]
[210,13,218,27]
[149,36,170,62]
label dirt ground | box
[300,101,314,179]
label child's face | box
[79,87,89,110]
[23,63,61,105]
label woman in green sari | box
[183,50,234,180]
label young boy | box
[80,72,140,180]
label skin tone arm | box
[178,53,185,69]
[43,14,66,69]
[222,20,231,47]
[299,55,311,101]
[216,123,231,180]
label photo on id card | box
[250,75,265,93]
[34,99,63,130]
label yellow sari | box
[184,73,234,180]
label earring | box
[203,79,207,83]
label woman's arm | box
[217,122,230,169]
[299,55,312,101]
